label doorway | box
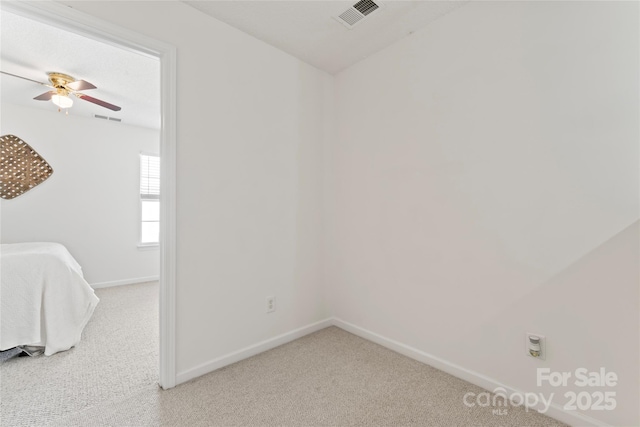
[1,1,177,389]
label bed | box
[0,242,99,356]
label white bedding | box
[0,242,99,355]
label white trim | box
[0,1,165,59]
[176,318,334,385]
[137,243,160,250]
[158,37,178,390]
[91,276,160,289]
[331,318,610,427]
[1,1,178,390]
[140,150,160,157]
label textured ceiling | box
[0,11,160,130]
[184,0,468,74]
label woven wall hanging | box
[0,134,54,200]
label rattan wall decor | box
[0,134,54,200]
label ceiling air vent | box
[94,114,122,123]
[334,0,383,30]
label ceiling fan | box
[0,71,121,112]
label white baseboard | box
[176,318,333,385]
[91,276,159,289]
[331,318,609,427]
[172,316,609,426]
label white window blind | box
[140,154,160,200]
[140,154,160,244]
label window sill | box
[138,243,159,250]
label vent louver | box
[94,114,122,122]
[353,0,379,16]
[334,0,383,30]
[338,8,364,26]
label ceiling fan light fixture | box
[1,70,121,112]
[51,94,73,109]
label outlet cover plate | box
[526,333,546,360]
[266,296,275,313]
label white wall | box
[60,1,333,377]
[0,103,160,285]
[42,1,638,424]
[327,2,638,426]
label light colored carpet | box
[2,281,564,426]
[0,281,159,426]
[57,329,563,427]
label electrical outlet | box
[526,333,546,360]
[266,296,275,313]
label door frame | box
[1,1,178,389]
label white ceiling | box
[184,0,468,74]
[0,11,161,130]
[1,1,465,128]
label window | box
[140,153,160,245]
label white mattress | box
[0,242,99,355]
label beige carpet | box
[2,282,564,426]
[0,281,159,426]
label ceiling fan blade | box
[33,91,56,101]
[77,94,121,111]
[67,80,96,91]
[1,71,50,87]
